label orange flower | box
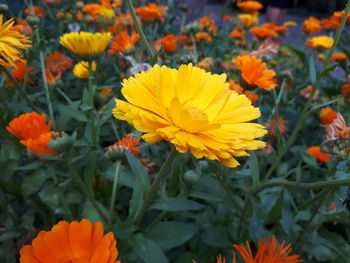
[229,29,245,39]
[100,88,113,97]
[135,3,167,22]
[341,82,350,99]
[196,57,215,71]
[45,68,62,85]
[195,32,212,42]
[330,52,347,62]
[21,131,60,155]
[25,6,44,18]
[333,10,350,24]
[250,26,277,40]
[12,19,32,36]
[56,11,64,19]
[234,236,303,263]
[161,34,177,53]
[108,30,140,54]
[320,107,337,124]
[20,219,120,263]
[306,146,330,163]
[233,55,277,90]
[198,16,214,28]
[228,79,243,93]
[244,90,259,103]
[324,113,350,140]
[46,50,73,74]
[267,117,288,138]
[321,17,340,31]
[223,15,232,21]
[6,60,34,86]
[108,134,140,157]
[177,34,192,44]
[7,112,52,141]
[83,3,102,18]
[300,85,319,101]
[237,0,263,14]
[262,22,288,35]
[302,16,321,34]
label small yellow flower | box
[238,14,258,27]
[0,15,31,66]
[113,64,267,168]
[306,36,334,51]
[60,31,111,60]
[99,7,115,19]
[73,61,97,79]
[283,20,297,27]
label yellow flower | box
[283,20,297,27]
[73,61,97,79]
[60,31,111,60]
[306,36,334,51]
[238,14,258,27]
[113,64,266,168]
[0,15,31,66]
[99,7,115,19]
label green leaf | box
[268,189,284,221]
[151,197,205,211]
[126,151,150,193]
[308,55,316,84]
[130,233,169,263]
[146,222,198,250]
[201,226,231,247]
[320,64,337,78]
[81,200,109,223]
[248,152,259,188]
[21,171,49,198]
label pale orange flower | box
[233,55,277,90]
[7,112,52,141]
[20,219,120,263]
[249,41,278,58]
[161,34,177,53]
[267,117,288,138]
[237,0,263,14]
[306,146,330,163]
[24,6,44,18]
[46,50,73,74]
[6,60,34,86]
[108,30,140,54]
[341,82,350,99]
[196,57,215,71]
[21,131,60,155]
[300,85,319,101]
[324,113,350,140]
[221,61,236,72]
[195,32,212,42]
[233,236,303,263]
[250,26,277,40]
[229,29,245,39]
[320,107,337,124]
[108,134,140,157]
[135,3,167,22]
[302,16,321,34]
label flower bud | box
[48,132,72,152]
[183,170,199,185]
[0,4,9,13]
[76,1,85,9]
[26,15,40,26]
[105,146,124,162]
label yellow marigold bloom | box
[60,31,111,60]
[0,15,31,66]
[99,7,115,19]
[73,61,97,79]
[113,64,267,168]
[306,36,334,51]
[238,14,258,27]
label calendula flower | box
[109,30,140,54]
[198,16,214,28]
[267,117,288,139]
[5,60,34,86]
[100,88,113,97]
[324,113,350,140]
[233,55,277,90]
[228,79,243,93]
[21,131,60,155]
[330,52,347,62]
[113,64,267,168]
[302,16,321,34]
[233,236,303,263]
[161,34,177,53]
[250,26,277,40]
[306,146,330,163]
[12,19,32,36]
[20,219,120,263]
[99,7,115,19]
[300,85,319,101]
[135,3,167,22]
[237,0,263,14]
[73,61,97,79]
[306,36,334,51]
[333,10,350,24]
[223,15,232,21]
[46,50,73,74]
[321,17,340,31]
[0,15,31,67]
[320,107,337,124]
[108,134,140,157]
[60,31,112,60]
[195,32,212,42]
[283,20,297,27]
[7,112,52,141]
[262,22,288,35]
[341,82,350,99]
[196,57,215,71]
[177,34,192,44]
[229,29,245,39]
[238,14,258,27]
[24,6,44,18]
[45,68,62,85]
[83,3,102,18]
[244,90,259,103]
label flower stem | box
[126,0,156,63]
[133,147,178,225]
[88,62,94,107]
[108,160,122,226]
[263,0,350,181]
[0,65,39,111]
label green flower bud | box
[183,170,199,185]
[48,132,73,152]
[0,4,9,13]
[105,146,124,162]
[26,15,40,26]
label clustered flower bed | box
[0,0,350,262]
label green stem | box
[263,0,350,180]
[56,86,73,104]
[133,147,178,225]
[108,160,122,226]
[0,65,38,111]
[126,0,155,62]
[88,62,94,107]
[252,178,350,195]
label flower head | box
[321,17,340,31]
[324,113,350,140]
[5,60,34,86]
[24,6,44,18]
[73,61,97,79]
[108,134,140,157]
[341,82,350,99]
[302,16,321,34]
[60,31,111,60]
[198,16,214,28]
[20,219,120,263]
[135,3,167,22]
[267,117,288,138]
[108,30,140,54]
[233,236,303,263]
[229,29,245,39]
[306,36,334,51]
[250,26,277,40]
[195,32,212,42]
[7,112,52,141]
[113,64,266,168]
[233,55,277,90]
[320,107,337,124]
[237,1,263,14]
[161,34,177,53]
[306,146,330,163]
[45,68,62,85]
[0,15,31,66]
[238,14,258,27]
[300,85,319,101]
[21,131,60,155]
[46,50,73,74]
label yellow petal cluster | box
[113,64,267,168]
[60,31,111,60]
[0,15,31,66]
[73,61,97,79]
[306,36,334,51]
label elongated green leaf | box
[151,197,205,211]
